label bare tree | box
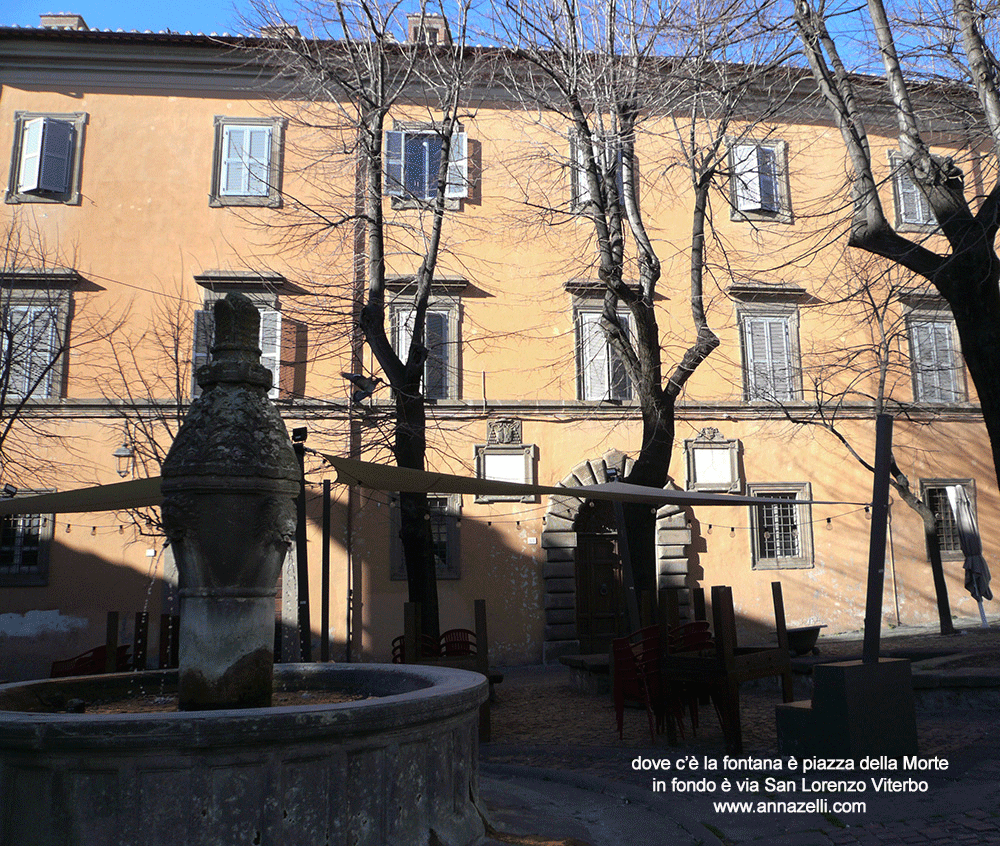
[94,281,196,535]
[493,0,794,594]
[794,0,1000,491]
[0,212,116,488]
[247,0,477,638]
[777,253,956,633]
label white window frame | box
[390,297,459,401]
[748,482,814,570]
[576,307,633,402]
[890,151,936,229]
[6,112,87,205]
[384,122,468,206]
[389,493,462,580]
[739,309,800,403]
[209,117,284,208]
[0,491,55,587]
[728,139,791,223]
[908,313,964,404]
[193,291,283,399]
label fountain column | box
[161,292,300,709]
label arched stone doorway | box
[540,449,691,662]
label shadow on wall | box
[0,540,175,683]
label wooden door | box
[574,501,624,654]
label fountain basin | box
[0,663,488,846]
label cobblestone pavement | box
[479,622,1000,846]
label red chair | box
[440,628,477,657]
[390,633,438,664]
[612,626,666,743]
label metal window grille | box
[428,496,450,572]
[757,492,800,559]
[925,487,962,553]
[0,513,42,575]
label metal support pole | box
[863,414,893,664]
[293,430,312,662]
[321,479,331,662]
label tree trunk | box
[622,389,676,601]
[394,388,440,642]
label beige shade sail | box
[0,454,865,517]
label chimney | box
[406,13,450,46]
[260,23,300,39]
[39,13,89,31]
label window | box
[740,311,799,402]
[748,482,813,569]
[474,444,537,503]
[729,140,791,221]
[576,308,632,401]
[0,282,71,401]
[390,301,459,401]
[2,304,58,398]
[0,497,54,586]
[192,279,294,399]
[390,494,461,580]
[891,152,936,228]
[921,479,974,559]
[6,112,87,205]
[384,124,468,204]
[209,117,284,207]
[570,131,623,209]
[909,315,964,403]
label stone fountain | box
[0,294,487,846]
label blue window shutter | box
[385,131,404,196]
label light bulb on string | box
[707,524,713,535]
[826,517,833,531]
[91,526,97,536]
[864,506,871,520]
[65,523,71,533]
[730,527,735,538]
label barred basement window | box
[0,497,54,586]
[748,482,813,569]
[921,480,974,559]
[389,494,461,580]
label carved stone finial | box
[212,292,261,362]
[195,292,272,393]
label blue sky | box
[4,0,251,34]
